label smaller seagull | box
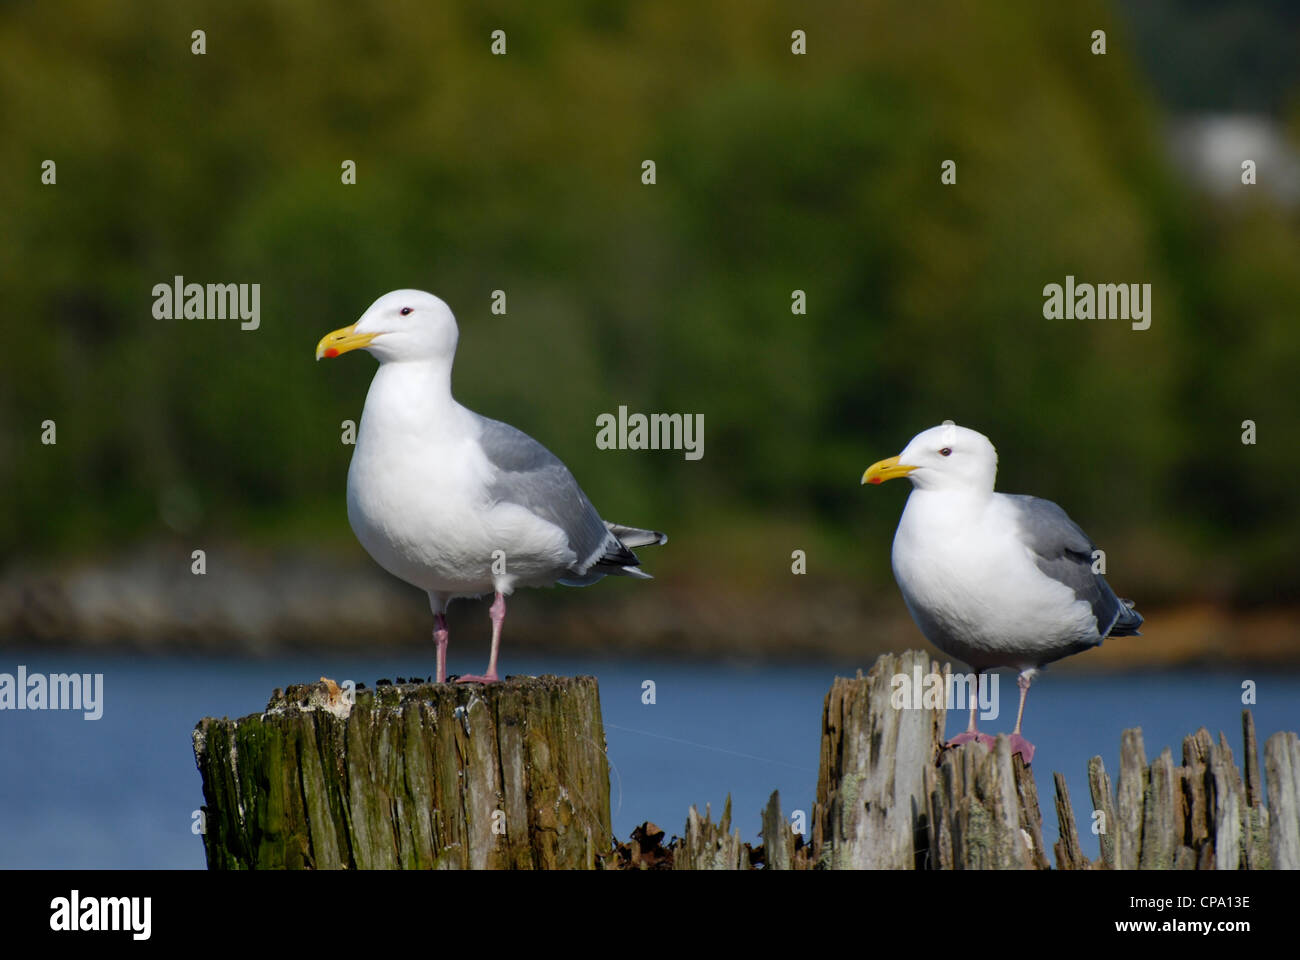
[862,421,1142,763]
[316,290,666,684]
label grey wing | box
[476,416,639,578]
[1005,494,1143,642]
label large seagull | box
[317,290,665,683]
[862,421,1142,762]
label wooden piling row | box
[192,652,1300,869]
[671,660,1298,870]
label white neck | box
[905,484,995,521]
[358,358,462,444]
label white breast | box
[344,370,573,596]
[891,490,1098,670]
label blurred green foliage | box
[1,1,1297,604]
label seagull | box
[862,421,1142,763]
[316,290,666,684]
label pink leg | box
[433,613,449,684]
[946,670,996,750]
[457,592,504,684]
[1008,671,1036,764]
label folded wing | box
[476,416,664,583]
[1005,493,1143,642]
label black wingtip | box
[1109,599,1144,637]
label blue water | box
[0,651,1296,868]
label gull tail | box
[605,522,668,549]
[558,522,667,587]
[1109,598,1144,637]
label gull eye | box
[939,447,952,456]
[400,307,413,316]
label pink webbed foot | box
[454,672,500,685]
[1007,733,1036,764]
[946,731,997,751]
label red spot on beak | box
[324,348,339,358]
[868,477,882,485]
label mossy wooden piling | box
[193,675,611,869]
[670,650,1300,870]
[193,651,1300,870]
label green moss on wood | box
[193,676,611,870]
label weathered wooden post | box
[1075,715,1282,870]
[1264,730,1300,869]
[924,738,1049,869]
[193,675,612,869]
[811,649,946,868]
[674,797,751,870]
[792,651,1297,870]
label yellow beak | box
[315,324,378,361]
[862,455,917,485]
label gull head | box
[862,420,998,493]
[316,290,459,363]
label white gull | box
[863,421,1142,762]
[317,290,665,683]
